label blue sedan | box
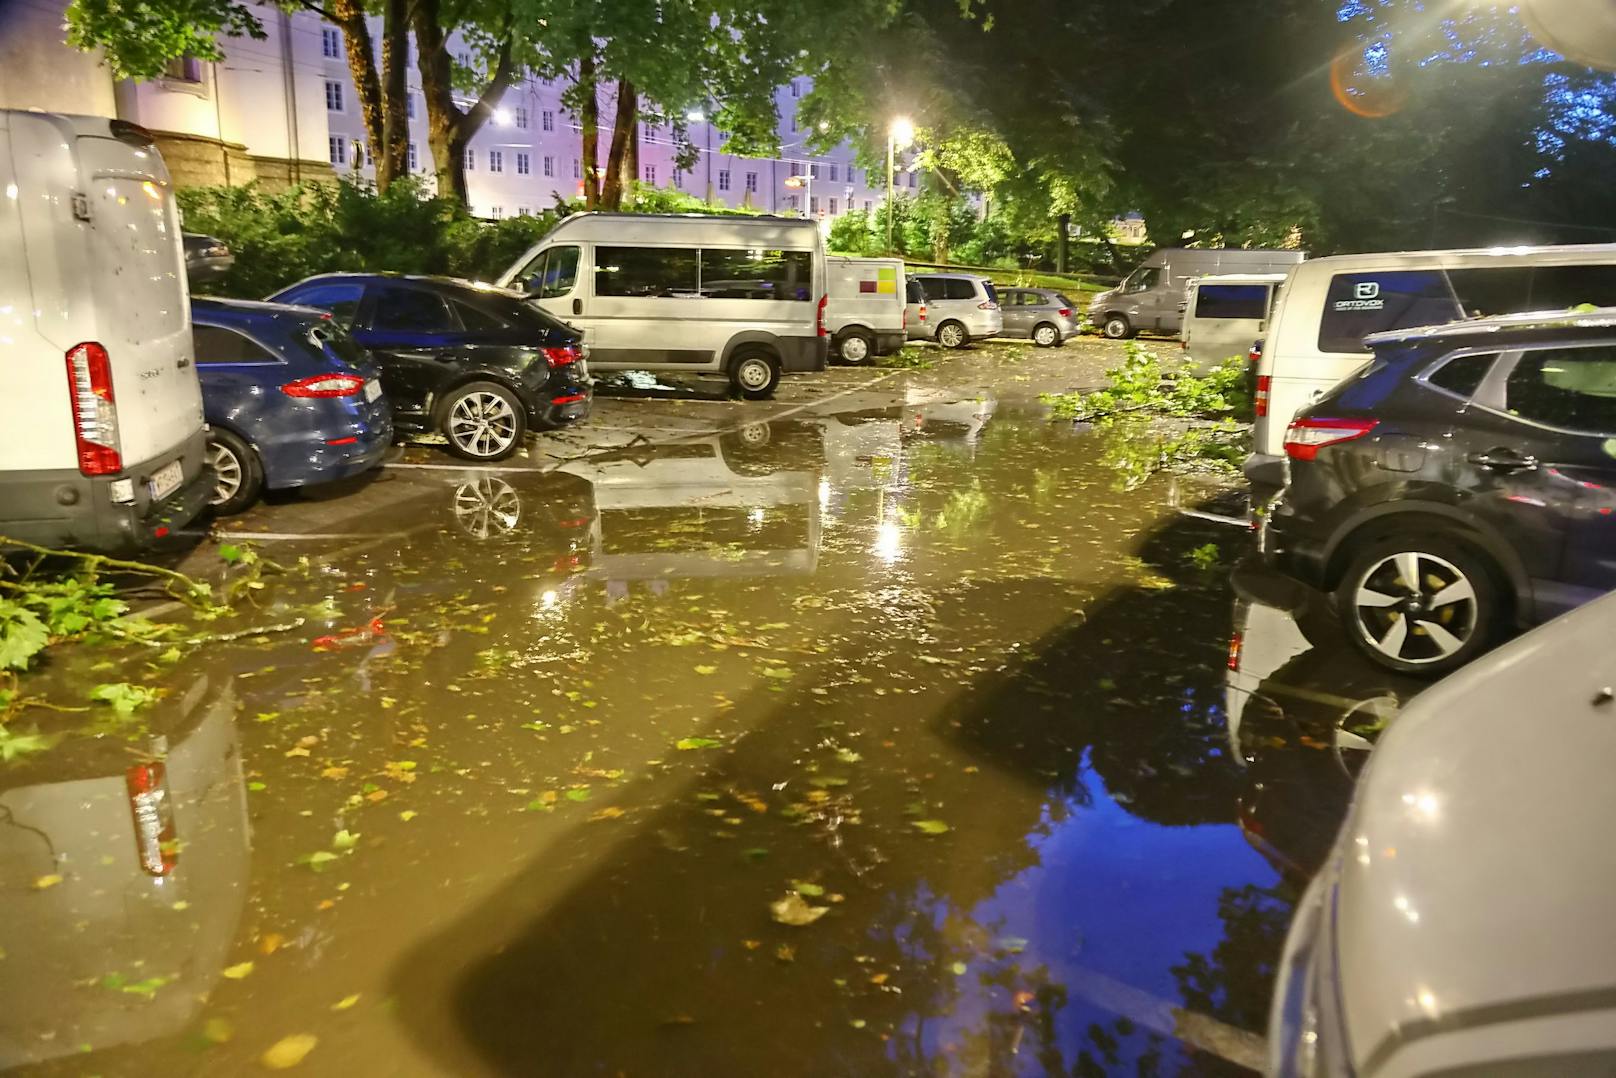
[191,298,394,514]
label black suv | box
[1262,310,1616,675]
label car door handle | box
[571,298,583,316]
[1468,447,1538,472]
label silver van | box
[1178,272,1288,374]
[1088,247,1305,339]
[909,273,1004,349]
[497,213,828,399]
[0,112,211,552]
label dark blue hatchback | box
[192,298,394,514]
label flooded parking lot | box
[2,342,1420,1076]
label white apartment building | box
[0,0,919,221]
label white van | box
[1088,247,1304,339]
[496,213,828,399]
[824,256,905,364]
[0,112,210,552]
[1178,272,1287,374]
[1247,243,1616,488]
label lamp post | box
[784,171,811,218]
[886,117,914,253]
[686,109,711,204]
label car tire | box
[936,321,969,349]
[1333,535,1502,677]
[1033,322,1062,348]
[206,428,263,516]
[837,328,875,365]
[439,380,527,461]
[729,350,781,400]
[1102,315,1133,340]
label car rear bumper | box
[0,429,212,553]
[532,384,594,429]
[1244,452,1286,491]
[1258,497,1329,591]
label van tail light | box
[66,342,122,476]
[1227,630,1244,671]
[281,373,366,398]
[817,293,828,337]
[1284,417,1379,462]
[542,344,582,368]
[902,306,907,329]
[1255,375,1272,418]
[126,762,177,876]
[1058,308,1072,318]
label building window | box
[543,155,554,177]
[515,106,528,129]
[829,164,838,182]
[491,206,503,219]
[809,163,820,180]
[791,81,800,99]
[408,142,418,171]
[322,27,342,59]
[829,197,837,215]
[908,172,917,188]
[162,56,203,83]
[517,206,530,217]
[456,51,470,67]
[407,94,415,119]
[325,80,344,111]
[717,169,730,192]
[328,136,347,165]
[644,164,656,184]
[809,196,820,215]
[489,150,503,173]
[464,147,475,171]
[572,158,581,179]
[790,116,797,132]
[516,152,530,175]
[745,171,758,193]
[789,161,802,177]
[863,199,872,213]
[787,194,799,211]
[542,109,554,132]
[673,169,684,188]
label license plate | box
[364,379,383,402]
[148,459,183,501]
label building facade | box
[0,0,916,221]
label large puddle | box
[0,402,1420,1076]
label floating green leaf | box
[675,737,720,751]
[912,819,951,835]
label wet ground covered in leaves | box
[1,343,1425,1076]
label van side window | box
[700,249,813,301]
[1317,271,1463,354]
[1194,284,1270,321]
[1505,345,1616,435]
[193,325,278,365]
[942,278,976,301]
[1521,265,1616,311]
[595,246,699,298]
[539,246,581,298]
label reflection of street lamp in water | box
[873,521,903,564]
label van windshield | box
[1123,267,1161,293]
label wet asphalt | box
[0,338,1425,1076]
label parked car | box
[904,278,929,341]
[191,298,393,514]
[1177,272,1287,374]
[496,212,827,399]
[267,274,589,461]
[1261,308,1616,676]
[1267,586,1616,1077]
[824,255,906,363]
[0,111,212,553]
[997,286,1079,347]
[1245,242,1616,490]
[1087,247,1303,340]
[909,273,1003,349]
[183,232,234,285]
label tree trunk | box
[600,79,636,211]
[412,0,518,209]
[375,0,409,188]
[1056,212,1071,273]
[577,48,600,209]
[624,106,640,203]
[331,0,383,178]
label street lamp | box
[784,171,811,218]
[886,117,913,253]
[686,109,713,203]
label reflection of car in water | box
[0,676,248,1067]
[1269,588,1616,1077]
[1227,563,1418,879]
[557,422,824,594]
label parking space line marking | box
[212,531,395,541]
[1062,965,1266,1072]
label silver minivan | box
[1088,247,1305,339]
[497,213,828,399]
[909,273,1004,349]
[0,112,212,552]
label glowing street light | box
[889,116,915,149]
[685,109,705,123]
[886,116,914,251]
[493,107,513,126]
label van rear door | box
[75,128,202,466]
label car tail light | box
[919,304,928,323]
[817,293,828,337]
[1284,417,1379,461]
[282,373,366,398]
[125,762,176,876]
[1248,343,1263,366]
[542,344,582,368]
[1058,308,1072,318]
[1227,630,1244,671]
[978,301,999,311]
[66,342,121,475]
[1255,375,1271,418]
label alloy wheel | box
[939,324,965,348]
[448,391,519,458]
[1350,551,1478,666]
[208,441,243,506]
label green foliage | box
[1042,345,1246,422]
[177,178,566,297]
[66,0,263,80]
[0,602,48,673]
[90,682,160,716]
[1186,543,1222,572]
[618,183,762,217]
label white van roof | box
[1297,242,1616,272]
[542,211,820,247]
[1189,272,1291,285]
